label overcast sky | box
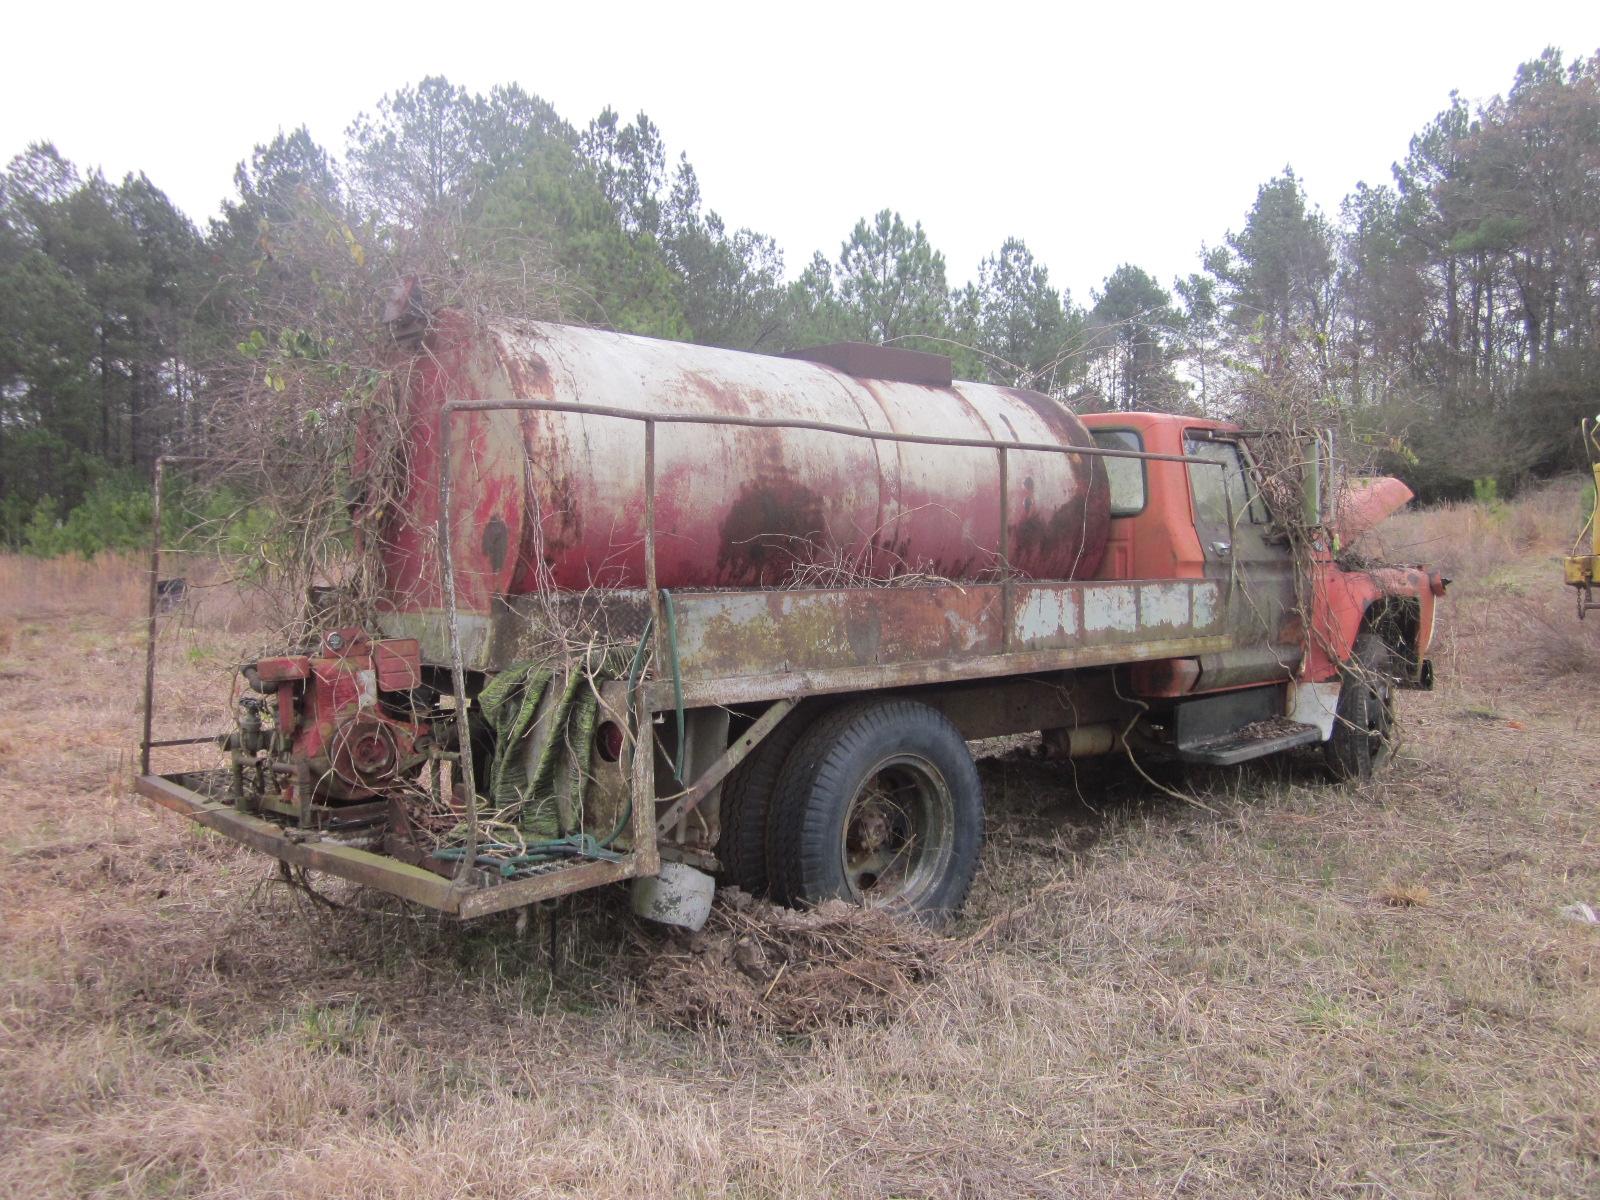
[5,2,1595,303]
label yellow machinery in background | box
[1565,418,1600,618]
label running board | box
[1175,720,1323,766]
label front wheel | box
[1325,631,1398,780]
[767,699,983,920]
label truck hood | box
[1335,477,1414,543]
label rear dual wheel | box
[766,700,983,921]
[715,706,815,896]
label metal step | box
[1174,718,1324,766]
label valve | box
[237,696,267,755]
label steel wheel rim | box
[1365,681,1395,766]
[838,753,954,908]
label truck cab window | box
[1185,435,1266,528]
[1090,428,1146,516]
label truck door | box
[1184,432,1301,689]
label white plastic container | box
[631,861,716,931]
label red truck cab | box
[1080,411,1443,767]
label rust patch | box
[516,419,583,578]
[718,479,826,585]
[1012,495,1097,577]
[844,603,884,662]
[481,516,509,573]
[680,368,752,414]
[491,324,556,405]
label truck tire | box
[715,707,815,895]
[1325,631,1398,781]
[767,699,983,921]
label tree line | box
[2,48,1597,551]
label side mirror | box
[1299,430,1332,528]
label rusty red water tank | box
[371,313,1110,613]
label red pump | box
[247,629,430,805]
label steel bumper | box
[132,772,646,918]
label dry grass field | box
[2,482,1598,1199]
